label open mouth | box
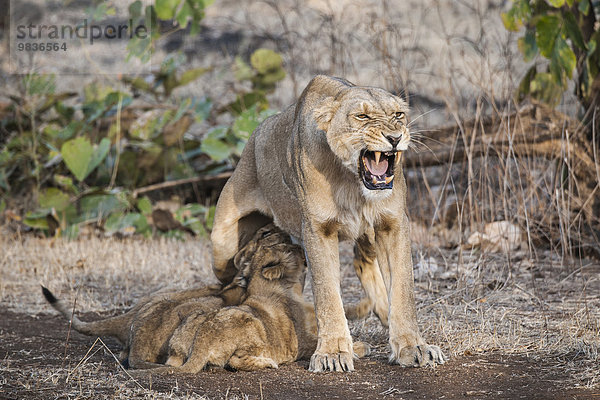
[359,150,397,190]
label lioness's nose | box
[385,135,400,148]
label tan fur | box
[43,223,368,371]
[42,283,243,369]
[212,75,446,372]
[139,226,370,373]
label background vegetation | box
[0,0,598,258]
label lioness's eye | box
[395,112,405,120]
[355,113,370,120]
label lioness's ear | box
[313,97,339,131]
[261,262,284,280]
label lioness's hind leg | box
[353,231,389,326]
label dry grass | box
[1,228,598,395]
[0,234,216,314]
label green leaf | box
[23,213,49,230]
[127,77,154,93]
[587,39,597,57]
[88,138,111,178]
[530,72,564,106]
[228,92,268,114]
[127,34,154,64]
[39,188,70,212]
[129,0,143,18]
[233,56,254,81]
[54,101,75,120]
[205,205,215,231]
[88,3,115,21]
[183,217,207,236]
[579,0,590,15]
[137,196,153,215]
[501,12,519,31]
[232,106,261,140]
[250,49,283,75]
[547,0,565,7]
[179,67,211,87]
[155,0,179,19]
[23,74,56,96]
[535,15,561,58]
[61,137,93,181]
[563,11,586,50]
[194,98,212,122]
[580,58,592,98]
[178,203,207,218]
[201,137,231,162]
[82,100,106,122]
[53,174,78,194]
[176,0,192,26]
[79,193,127,220]
[205,126,228,140]
[554,38,576,78]
[518,29,538,62]
[104,212,146,234]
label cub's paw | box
[391,344,447,367]
[353,341,371,359]
[309,351,354,372]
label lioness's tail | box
[41,286,130,343]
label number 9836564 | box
[17,42,67,52]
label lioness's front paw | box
[391,344,447,367]
[309,351,354,372]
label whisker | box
[407,109,438,127]
[409,139,436,154]
[410,128,440,134]
[410,134,444,145]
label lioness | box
[212,75,446,372]
[143,228,369,373]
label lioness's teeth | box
[374,151,381,165]
[396,151,403,163]
[385,175,394,184]
[372,177,378,186]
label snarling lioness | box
[212,75,446,372]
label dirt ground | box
[0,233,599,399]
[0,311,596,400]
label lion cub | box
[43,223,369,372]
[42,282,244,369]
[152,231,369,373]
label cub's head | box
[233,224,305,294]
[312,77,410,195]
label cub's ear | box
[261,262,284,281]
[313,96,339,131]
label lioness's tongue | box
[366,157,388,176]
